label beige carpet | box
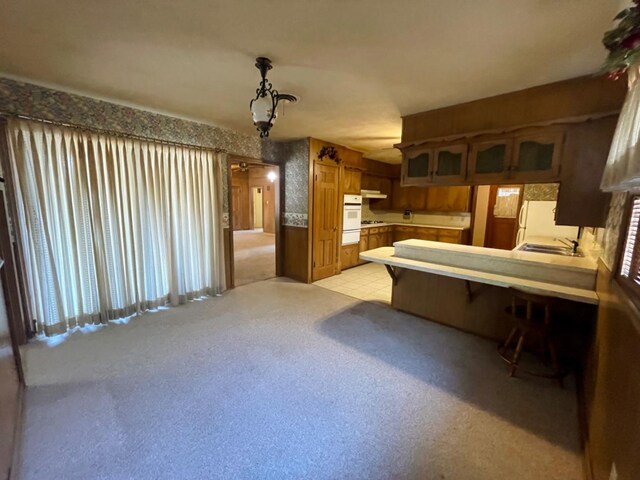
[233,229,275,286]
[18,279,583,479]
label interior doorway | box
[229,161,279,287]
[483,184,524,250]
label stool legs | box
[499,327,518,356]
[509,332,527,377]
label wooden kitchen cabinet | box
[401,147,433,186]
[392,180,428,211]
[426,186,471,212]
[393,225,465,244]
[555,116,616,227]
[343,168,362,194]
[468,138,513,183]
[362,174,392,210]
[358,230,369,265]
[510,128,563,182]
[340,243,359,270]
[433,143,468,184]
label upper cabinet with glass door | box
[432,144,468,184]
[468,138,513,183]
[510,128,564,182]
[401,147,433,186]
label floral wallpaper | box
[264,138,310,227]
[0,78,262,157]
[523,183,559,201]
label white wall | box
[472,186,491,246]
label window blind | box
[620,196,640,285]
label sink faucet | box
[557,238,579,253]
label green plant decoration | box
[602,1,640,79]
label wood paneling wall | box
[282,226,310,283]
[401,75,627,144]
[582,261,640,480]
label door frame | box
[226,155,282,289]
[484,184,524,250]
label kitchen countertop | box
[360,241,599,304]
[360,222,469,231]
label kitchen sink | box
[518,243,584,257]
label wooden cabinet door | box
[312,163,340,281]
[393,225,415,242]
[433,144,468,184]
[426,186,471,212]
[343,168,362,194]
[341,244,359,270]
[414,228,439,241]
[362,174,392,210]
[358,231,369,264]
[368,232,385,250]
[391,179,409,210]
[511,129,564,182]
[392,180,428,211]
[468,139,512,183]
[437,230,463,244]
[401,147,433,186]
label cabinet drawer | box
[395,225,416,233]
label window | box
[619,196,640,296]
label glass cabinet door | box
[511,129,564,181]
[468,139,512,182]
[401,147,433,186]
[433,144,468,184]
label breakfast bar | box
[360,239,599,340]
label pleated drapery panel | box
[6,119,226,336]
[601,63,640,191]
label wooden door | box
[262,183,276,234]
[484,184,523,250]
[231,185,248,230]
[231,169,250,230]
[312,164,341,281]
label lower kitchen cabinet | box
[341,243,359,270]
[393,225,466,244]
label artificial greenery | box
[602,1,640,78]
[317,146,341,163]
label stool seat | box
[499,288,565,385]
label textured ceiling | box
[0,0,627,163]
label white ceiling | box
[0,0,627,163]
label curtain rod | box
[0,112,228,154]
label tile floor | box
[313,262,391,304]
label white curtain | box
[6,119,226,336]
[601,63,640,191]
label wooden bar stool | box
[498,288,565,385]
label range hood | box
[361,189,388,199]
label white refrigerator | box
[516,201,579,244]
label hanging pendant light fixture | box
[249,57,297,138]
